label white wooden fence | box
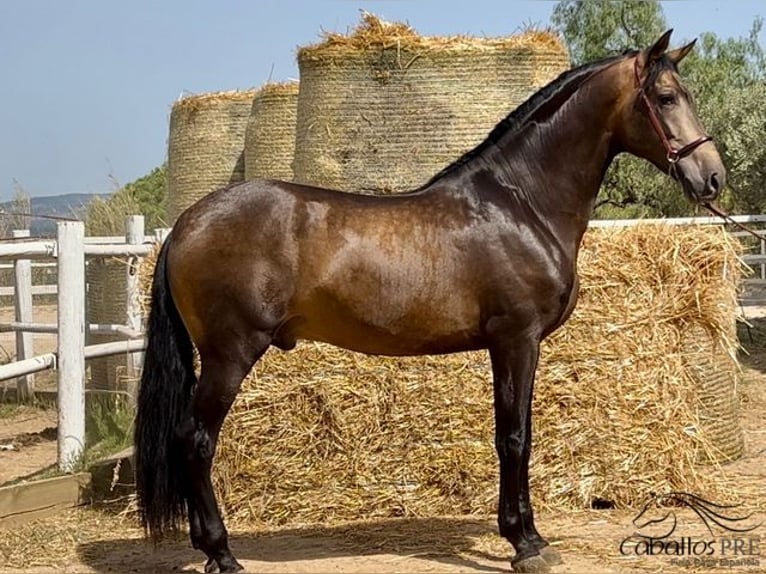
[0,217,169,471]
[0,213,763,474]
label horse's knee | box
[495,432,524,460]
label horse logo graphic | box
[632,491,761,540]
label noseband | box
[633,57,712,165]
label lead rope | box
[700,200,764,241]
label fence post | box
[12,229,34,401]
[57,221,86,472]
[125,216,145,396]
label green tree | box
[119,164,167,230]
[551,0,665,66]
[680,20,766,214]
[85,164,167,235]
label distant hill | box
[0,193,110,236]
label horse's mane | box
[419,50,640,189]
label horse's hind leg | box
[179,337,269,573]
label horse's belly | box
[290,293,483,356]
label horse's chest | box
[550,272,580,333]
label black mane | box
[420,50,640,188]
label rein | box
[633,57,712,164]
[701,200,764,241]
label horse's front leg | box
[519,391,562,566]
[488,329,551,573]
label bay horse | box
[135,30,725,573]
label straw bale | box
[137,225,746,527]
[167,90,257,221]
[292,15,570,193]
[87,258,128,390]
[244,82,299,181]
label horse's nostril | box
[708,172,720,193]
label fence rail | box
[0,217,168,471]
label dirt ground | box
[0,304,61,482]
[0,405,57,484]
[0,305,764,573]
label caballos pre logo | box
[620,492,762,568]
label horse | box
[134,29,725,573]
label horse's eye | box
[658,94,676,107]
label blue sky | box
[0,0,763,201]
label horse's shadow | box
[77,516,510,573]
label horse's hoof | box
[512,554,551,573]
[218,558,244,573]
[204,558,219,573]
[538,545,563,566]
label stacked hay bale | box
[87,258,128,390]
[682,305,743,463]
[138,226,745,526]
[292,15,570,193]
[85,197,140,392]
[244,82,299,181]
[167,90,257,221]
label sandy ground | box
[0,304,763,573]
[0,503,762,573]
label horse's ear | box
[667,39,697,65]
[646,29,673,62]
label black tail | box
[134,237,196,540]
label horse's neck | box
[493,75,623,248]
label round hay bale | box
[167,90,257,221]
[87,258,127,390]
[292,15,570,193]
[683,322,744,463]
[244,82,299,181]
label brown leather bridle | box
[633,56,712,165]
[633,56,763,241]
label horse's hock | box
[139,226,746,526]
[292,14,570,193]
[167,90,257,222]
[244,82,299,182]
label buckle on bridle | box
[667,150,680,164]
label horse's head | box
[616,29,725,203]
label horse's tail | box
[134,236,196,541]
